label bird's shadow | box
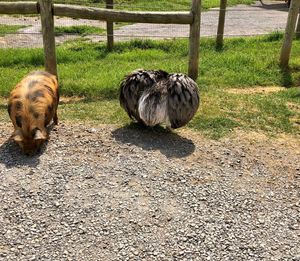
[112,123,196,159]
[0,123,56,168]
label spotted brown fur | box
[8,70,59,155]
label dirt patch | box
[290,116,300,126]
[226,86,286,95]
[287,102,300,126]
[288,102,300,112]
[59,96,86,104]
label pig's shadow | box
[0,124,55,168]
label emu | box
[119,69,200,129]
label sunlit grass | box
[51,0,254,10]
[3,0,254,10]
[0,34,299,139]
[0,24,26,36]
[55,25,106,36]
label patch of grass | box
[187,87,299,138]
[52,0,254,11]
[189,115,240,139]
[263,31,284,42]
[0,24,26,36]
[1,89,298,139]
[59,99,130,123]
[55,25,106,36]
[3,35,299,96]
[0,35,299,139]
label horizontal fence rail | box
[0,1,38,14]
[54,5,193,24]
[0,2,193,24]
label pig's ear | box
[12,130,23,142]
[33,128,47,141]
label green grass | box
[55,25,106,36]
[0,24,26,36]
[52,0,254,10]
[0,34,299,139]
[189,88,300,138]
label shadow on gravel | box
[112,123,195,158]
[0,139,44,168]
[0,123,56,168]
[258,2,289,11]
[0,137,50,168]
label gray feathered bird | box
[119,69,200,129]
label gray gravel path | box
[0,122,300,260]
[108,1,289,40]
[0,1,289,48]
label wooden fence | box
[2,0,300,80]
[216,0,227,49]
[0,0,201,80]
[214,0,300,69]
[280,0,300,68]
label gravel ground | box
[0,1,289,48]
[108,1,289,41]
[0,122,299,260]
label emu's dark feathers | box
[119,69,200,129]
[167,74,199,129]
[119,69,168,122]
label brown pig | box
[8,71,59,155]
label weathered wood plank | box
[106,0,114,51]
[280,0,300,68]
[53,4,193,24]
[216,0,227,49]
[0,2,38,14]
[39,0,57,76]
[295,13,300,39]
[0,2,193,25]
[188,0,201,80]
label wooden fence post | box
[188,0,201,81]
[295,12,300,39]
[106,0,114,51]
[39,0,57,77]
[216,0,227,49]
[280,0,300,68]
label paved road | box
[0,1,289,48]
[110,1,289,40]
